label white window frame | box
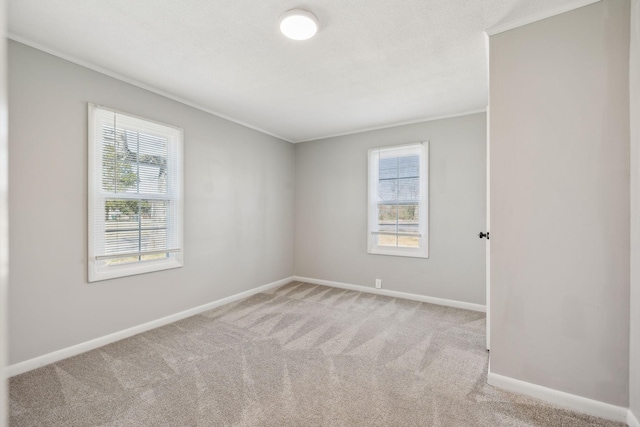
[88,104,184,282]
[367,142,429,258]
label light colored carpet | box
[9,281,624,426]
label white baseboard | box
[6,276,294,378]
[487,372,629,423]
[629,409,640,427]
[292,276,486,313]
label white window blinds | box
[368,142,428,258]
[88,104,183,282]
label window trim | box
[367,141,429,258]
[88,104,184,282]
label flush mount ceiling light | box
[279,9,319,41]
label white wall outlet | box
[375,279,382,289]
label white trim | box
[87,104,185,282]
[367,142,429,259]
[294,109,487,143]
[487,372,628,423]
[484,29,491,353]
[7,34,292,143]
[7,35,486,145]
[293,276,486,313]
[6,276,294,377]
[485,0,601,36]
[628,410,640,427]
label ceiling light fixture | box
[279,9,319,41]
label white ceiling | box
[9,0,594,142]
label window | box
[88,104,183,282]
[368,142,428,258]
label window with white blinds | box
[368,142,428,258]
[88,104,183,282]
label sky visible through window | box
[101,126,169,263]
[377,154,420,247]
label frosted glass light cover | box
[279,9,319,40]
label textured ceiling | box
[9,0,594,142]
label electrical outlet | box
[375,279,382,289]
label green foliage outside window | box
[102,133,151,220]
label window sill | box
[88,257,183,282]
[368,246,429,259]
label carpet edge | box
[292,275,486,312]
[6,276,294,377]
[487,371,629,424]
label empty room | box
[1,0,638,426]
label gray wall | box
[8,41,295,365]
[0,0,8,423]
[295,114,486,305]
[489,0,630,406]
[631,0,640,419]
